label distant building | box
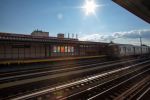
[57,33,64,38]
[31,30,49,37]
[0,31,105,60]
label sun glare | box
[82,0,98,16]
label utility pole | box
[76,34,78,39]
[68,33,70,38]
[139,31,142,55]
[140,36,142,55]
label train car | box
[141,45,150,56]
[107,43,120,58]
[107,43,150,58]
[133,46,141,56]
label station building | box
[0,30,106,60]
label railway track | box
[0,57,137,78]
[0,57,146,84]
[0,58,125,99]
[88,69,150,100]
[58,62,150,100]
[0,58,106,75]
[137,86,150,100]
[114,76,150,100]
[87,68,150,100]
[5,58,150,100]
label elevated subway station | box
[0,1,150,100]
[0,31,106,60]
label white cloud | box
[114,29,150,39]
[79,29,150,44]
[79,33,115,42]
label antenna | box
[64,33,66,38]
[72,33,74,38]
[76,34,78,39]
[68,33,70,38]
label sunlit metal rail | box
[10,59,150,100]
[1,57,145,100]
[87,67,150,100]
[0,57,105,75]
[114,76,150,100]
[60,61,150,100]
[0,58,145,84]
[137,87,150,100]
[0,57,145,95]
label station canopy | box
[113,0,150,23]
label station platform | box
[0,55,106,65]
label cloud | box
[79,29,150,42]
[114,29,150,39]
[79,33,115,42]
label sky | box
[0,0,150,45]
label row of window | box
[79,45,97,48]
[120,47,149,52]
[53,46,74,53]
[0,35,77,42]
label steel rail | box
[60,62,150,100]
[0,58,144,82]
[88,68,150,100]
[114,76,150,100]
[0,58,104,76]
[1,58,149,90]
[11,60,150,100]
[137,87,150,100]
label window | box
[68,46,71,52]
[71,46,74,52]
[57,46,60,52]
[61,46,65,53]
[53,46,57,52]
[65,46,68,52]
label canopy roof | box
[113,0,150,23]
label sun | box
[82,0,99,16]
